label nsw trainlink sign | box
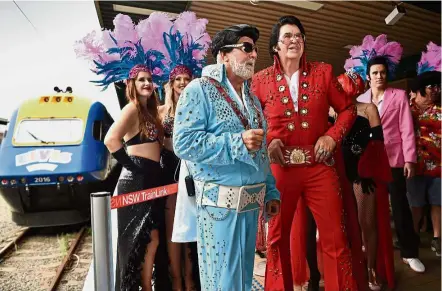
[111,183,178,209]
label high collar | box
[273,52,307,74]
[202,63,226,83]
[201,63,251,92]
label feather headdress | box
[74,12,211,90]
[344,34,403,81]
[417,41,441,75]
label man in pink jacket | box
[357,56,425,273]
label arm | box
[104,103,137,152]
[104,104,139,171]
[398,92,417,163]
[264,162,280,204]
[173,81,257,168]
[325,68,357,146]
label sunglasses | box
[221,42,258,54]
[426,84,440,90]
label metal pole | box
[91,192,113,291]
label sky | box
[0,1,120,120]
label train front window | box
[14,119,84,145]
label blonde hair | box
[164,81,177,116]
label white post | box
[90,192,113,291]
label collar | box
[202,63,226,83]
[273,52,307,75]
[202,63,252,93]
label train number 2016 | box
[34,177,51,183]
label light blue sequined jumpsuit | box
[173,64,280,291]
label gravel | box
[0,196,92,291]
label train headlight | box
[10,179,17,185]
[76,175,84,182]
[1,179,8,186]
[67,176,74,182]
[58,176,65,182]
[20,178,27,184]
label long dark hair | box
[125,78,164,142]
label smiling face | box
[134,71,154,98]
[172,73,191,96]
[276,24,305,61]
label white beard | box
[229,56,255,80]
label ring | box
[318,148,324,154]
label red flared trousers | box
[265,163,356,291]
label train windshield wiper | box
[26,130,53,144]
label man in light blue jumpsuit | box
[173,25,280,291]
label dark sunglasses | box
[220,42,258,54]
[426,84,441,90]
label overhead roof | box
[95,1,441,73]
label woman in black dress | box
[104,65,170,291]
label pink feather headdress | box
[417,42,441,75]
[344,34,403,81]
[74,12,211,90]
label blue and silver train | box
[0,91,120,226]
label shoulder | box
[121,102,137,115]
[183,78,203,92]
[389,88,407,100]
[308,61,333,73]
[180,79,205,100]
[158,105,167,115]
[118,103,138,123]
[253,66,275,80]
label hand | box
[314,135,336,163]
[242,129,264,152]
[404,162,415,179]
[268,139,285,166]
[265,199,280,217]
[164,82,172,96]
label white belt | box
[198,182,266,213]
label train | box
[0,90,120,227]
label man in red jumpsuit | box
[251,16,357,291]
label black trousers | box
[306,207,321,282]
[389,167,420,258]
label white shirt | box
[284,71,300,112]
[226,78,248,114]
[372,92,385,115]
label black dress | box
[115,156,171,291]
[342,115,372,183]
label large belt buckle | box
[284,147,312,166]
[237,183,266,213]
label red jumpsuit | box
[251,57,357,291]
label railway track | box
[0,225,91,291]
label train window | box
[93,121,103,141]
[14,118,84,144]
[0,124,6,145]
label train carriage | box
[0,92,119,226]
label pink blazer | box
[357,87,416,168]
